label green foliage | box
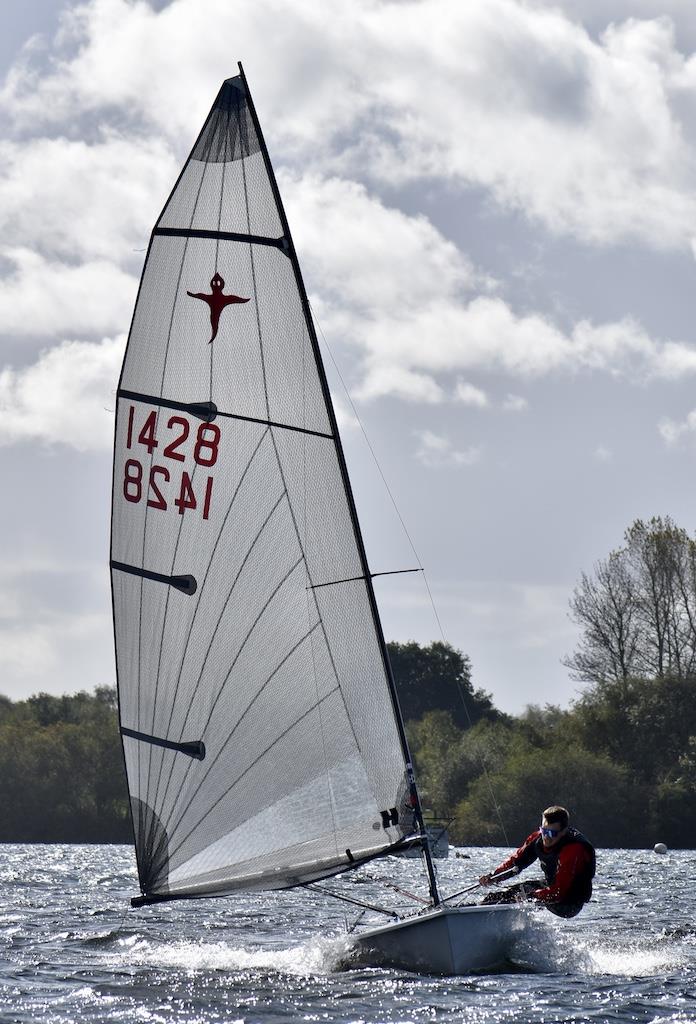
[573,675,696,784]
[453,742,647,847]
[0,688,130,843]
[388,640,502,729]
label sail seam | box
[149,428,272,816]
[162,559,310,840]
[166,674,337,864]
[156,491,291,821]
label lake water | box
[2,843,695,1023]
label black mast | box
[237,63,441,907]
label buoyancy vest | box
[535,827,596,904]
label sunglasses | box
[540,826,562,838]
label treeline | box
[2,517,695,847]
[0,687,131,842]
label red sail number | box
[122,460,214,520]
[122,406,219,520]
[125,406,219,467]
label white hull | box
[350,903,527,975]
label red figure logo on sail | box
[187,273,250,342]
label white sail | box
[110,72,416,903]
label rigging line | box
[310,305,511,849]
[166,672,336,863]
[362,875,430,905]
[149,428,271,816]
[302,883,400,919]
[157,494,291,824]
[160,551,304,833]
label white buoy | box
[653,842,668,855]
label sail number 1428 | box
[122,406,219,520]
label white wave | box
[120,933,354,976]
[512,915,689,976]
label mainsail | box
[111,68,424,904]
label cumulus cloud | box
[0,249,136,338]
[502,393,529,412]
[454,380,488,408]
[3,0,696,250]
[414,429,481,468]
[0,335,124,450]
[0,134,175,262]
[658,409,696,444]
[283,175,696,398]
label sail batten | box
[153,226,288,252]
[111,71,416,903]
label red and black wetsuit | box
[492,827,596,918]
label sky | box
[1,0,696,713]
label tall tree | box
[565,516,696,685]
[387,640,501,729]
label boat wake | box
[511,916,693,976]
[115,934,354,976]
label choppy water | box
[2,844,695,1023]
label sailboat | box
[110,65,526,975]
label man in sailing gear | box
[478,806,595,918]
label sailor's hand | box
[479,873,493,886]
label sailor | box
[478,805,595,918]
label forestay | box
[110,71,414,904]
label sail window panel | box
[312,579,410,810]
[163,635,345,870]
[163,688,396,895]
[148,529,309,829]
[168,775,399,897]
[154,552,311,835]
[168,761,369,889]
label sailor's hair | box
[542,805,569,828]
